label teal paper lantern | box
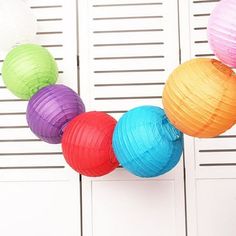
[112,106,183,178]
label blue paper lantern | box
[112,106,183,178]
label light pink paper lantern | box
[208,0,236,67]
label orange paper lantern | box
[163,58,236,138]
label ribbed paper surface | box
[163,58,236,138]
[2,44,58,99]
[112,105,183,178]
[208,0,236,67]
[62,111,119,177]
[27,84,85,144]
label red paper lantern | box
[62,112,119,177]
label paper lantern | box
[112,106,183,178]
[0,0,37,53]
[2,44,58,100]
[163,58,236,138]
[62,112,119,177]
[27,85,85,144]
[208,0,236,67]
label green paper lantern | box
[2,44,58,100]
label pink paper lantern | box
[208,0,236,67]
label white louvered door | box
[0,1,80,236]
[179,0,236,236]
[78,1,186,236]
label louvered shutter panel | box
[0,1,80,235]
[78,1,186,236]
[179,0,236,236]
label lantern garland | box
[1,0,236,178]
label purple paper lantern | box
[27,84,85,144]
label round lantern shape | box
[27,85,85,144]
[2,44,58,100]
[112,106,183,178]
[208,0,236,67]
[62,112,119,177]
[163,58,236,138]
[0,0,37,53]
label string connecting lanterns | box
[1,0,235,178]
